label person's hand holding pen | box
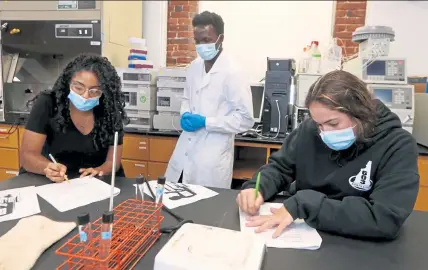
[237,172,293,238]
[46,154,69,183]
[236,173,264,215]
[44,162,68,183]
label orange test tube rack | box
[56,199,164,269]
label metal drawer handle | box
[139,141,146,145]
[5,170,18,176]
[139,146,147,150]
[135,164,145,168]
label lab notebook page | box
[35,176,120,212]
[239,202,322,249]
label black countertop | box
[0,173,427,270]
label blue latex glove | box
[180,113,206,132]
[180,112,195,132]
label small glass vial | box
[155,176,166,206]
[99,211,114,266]
[136,175,145,201]
[77,213,92,256]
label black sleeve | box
[25,93,53,135]
[241,126,299,200]
[283,134,419,240]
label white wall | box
[199,1,335,83]
[366,1,428,76]
[143,1,168,68]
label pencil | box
[48,154,70,183]
[254,172,261,199]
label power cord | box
[142,177,194,235]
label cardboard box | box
[408,76,428,93]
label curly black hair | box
[192,11,224,36]
[42,54,128,150]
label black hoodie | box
[242,100,419,240]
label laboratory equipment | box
[154,223,266,270]
[118,68,157,130]
[352,25,395,58]
[56,199,164,269]
[413,93,428,147]
[153,67,187,131]
[155,176,166,206]
[136,175,145,201]
[250,82,265,123]
[367,84,414,133]
[294,73,321,107]
[292,106,311,130]
[77,213,92,256]
[99,211,114,264]
[1,19,102,123]
[261,58,295,137]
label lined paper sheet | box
[36,176,120,212]
[239,203,322,250]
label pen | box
[48,153,70,183]
[254,172,261,199]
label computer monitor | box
[250,83,265,123]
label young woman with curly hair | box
[20,54,128,182]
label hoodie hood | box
[368,99,403,142]
[328,99,402,165]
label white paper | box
[239,203,322,250]
[134,181,218,209]
[36,176,120,212]
[0,186,41,223]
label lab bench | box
[1,123,428,212]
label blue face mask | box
[68,89,100,111]
[196,36,222,61]
[320,127,356,151]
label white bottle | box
[308,41,321,74]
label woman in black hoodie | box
[238,70,419,240]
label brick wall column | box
[333,0,367,56]
[166,0,199,66]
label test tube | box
[99,211,114,266]
[155,176,166,206]
[136,175,145,201]
[77,213,92,256]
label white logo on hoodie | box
[349,161,373,191]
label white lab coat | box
[165,52,254,188]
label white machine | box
[250,83,265,123]
[117,68,157,130]
[153,67,187,131]
[292,106,310,130]
[294,73,321,107]
[154,223,266,270]
[344,57,407,85]
[367,84,415,133]
[412,93,428,147]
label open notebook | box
[36,176,120,212]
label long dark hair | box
[45,54,128,149]
[305,70,376,141]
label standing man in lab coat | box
[165,11,254,189]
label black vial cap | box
[77,213,90,225]
[102,211,114,223]
[157,176,166,185]
[136,175,145,185]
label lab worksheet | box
[0,186,41,223]
[136,181,218,209]
[239,203,322,250]
[36,176,120,212]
